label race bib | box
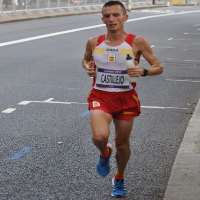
[95,68,130,89]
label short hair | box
[102,1,127,14]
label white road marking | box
[1,108,16,114]
[17,99,188,110]
[140,9,175,14]
[0,10,200,47]
[166,78,200,83]
[141,106,188,110]
[152,45,175,49]
[44,98,54,102]
[18,101,31,105]
[18,100,87,105]
[168,37,174,41]
[165,58,200,63]
[170,38,191,41]
[183,59,200,62]
[155,46,176,49]
[184,32,200,36]
[0,24,105,47]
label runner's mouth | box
[108,24,117,27]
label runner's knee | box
[92,134,108,145]
[115,142,130,152]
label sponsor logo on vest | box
[106,48,118,52]
[108,54,116,63]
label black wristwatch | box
[142,68,148,76]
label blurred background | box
[1,0,199,13]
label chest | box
[93,42,135,67]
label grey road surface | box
[0,6,200,200]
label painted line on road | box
[18,100,87,105]
[1,108,16,114]
[183,59,200,62]
[79,106,188,118]
[8,146,32,160]
[1,10,200,47]
[166,78,200,83]
[18,99,188,110]
[184,32,200,36]
[156,46,176,49]
[150,45,176,49]
[141,105,188,110]
[165,58,200,63]
[1,99,190,115]
[140,9,175,14]
[18,101,31,105]
[169,38,192,41]
[44,98,54,102]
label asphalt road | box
[0,6,200,200]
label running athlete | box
[82,0,163,197]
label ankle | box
[114,172,124,180]
[101,146,111,158]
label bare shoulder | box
[134,35,151,50]
[83,36,99,61]
[86,36,99,50]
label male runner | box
[82,0,163,197]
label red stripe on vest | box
[125,33,136,46]
[125,33,141,64]
[96,35,105,46]
[93,35,105,86]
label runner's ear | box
[124,14,128,21]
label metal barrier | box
[0,0,168,13]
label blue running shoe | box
[96,144,112,177]
[111,178,127,197]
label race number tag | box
[95,68,130,89]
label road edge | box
[0,5,167,24]
[164,99,200,200]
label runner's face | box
[102,5,127,33]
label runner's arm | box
[82,39,96,77]
[135,36,163,76]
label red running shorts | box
[88,88,141,121]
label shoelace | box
[114,180,125,190]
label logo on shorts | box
[92,101,100,108]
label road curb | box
[164,99,200,200]
[0,5,167,24]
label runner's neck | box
[105,31,127,45]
